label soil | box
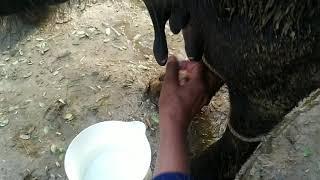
[0,0,229,179]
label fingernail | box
[188,57,195,60]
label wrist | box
[156,116,190,176]
[160,122,187,135]
[160,113,190,132]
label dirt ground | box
[0,0,229,179]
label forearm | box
[154,116,190,176]
[154,57,209,177]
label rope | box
[202,57,225,81]
[202,57,267,143]
[227,121,267,143]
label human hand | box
[159,56,210,131]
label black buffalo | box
[143,0,320,179]
[1,0,320,179]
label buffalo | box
[1,0,320,179]
[143,0,320,179]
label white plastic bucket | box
[64,121,152,180]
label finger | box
[179,70,189,86]
[179,61,200,85]
[182,63,206,94]
[182,61,200,71]
[192,96,209,115]
[185,62,205,81]
[178,60,189,70]
[179,79,187,86]
[164,56,179,87]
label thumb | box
[186,62,204,81]
[164,56,179,87]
